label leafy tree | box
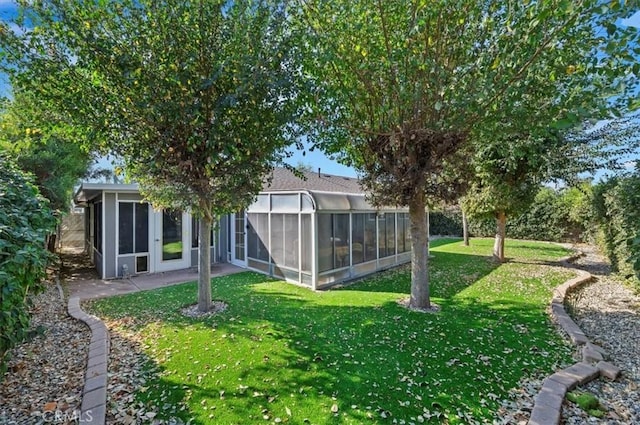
[297,1,640,308]
[464,117,640,262]
[1,0,301,311]
[0,91,94,213]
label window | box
[118,202,149,255]
[397,213,410,253]
[386,213,396,256]
[191,218,215,248]
[318,213,349,272]
[93,202,102,254]
[284,214,299,269]
[247,213,269,262]
[364,213,377,262]
[301,214,312,272]
[378,214,386,258]
[352,214,365,265]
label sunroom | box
[244,190,411,289]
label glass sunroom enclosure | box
[245,190,411,289]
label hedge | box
[0,154,56,376]
[593,175,640,288]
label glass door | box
[154,209,190,272]
[231,210,246,266]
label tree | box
[1,1,301,311]
[464,117,640,262]
[0,91,94,213]
[297,1,640,308]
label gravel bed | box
[495,245,640,425]
[563,246,640,424]
[0,283,90,425]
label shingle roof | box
[263,167,363,194]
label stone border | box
[528,252,621,425]
[68,297,109,425]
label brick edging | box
[68,297,109,425]
[528,252,621,425]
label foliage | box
[566,391,605,418]
[296,0,640,307]
[592,172,640,288]
[433,186,595,243]
[87,238,573,424]
[0,154,56,376]
[1,0,302,311]
[0,92,94,212]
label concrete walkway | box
[61,248,245,300]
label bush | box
[592,174,640,289]
[0,154,56,376]
[430,186,592,243]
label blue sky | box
[2,3,639,179]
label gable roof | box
[264,167,362,194]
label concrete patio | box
[61,248,245,300]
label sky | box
[1,3,639,179]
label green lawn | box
[86,238,575,424]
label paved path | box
[61,248,245,299]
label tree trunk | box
[462,208,469,246]
[198,216,213,312]
[493,210,506,262]
[409,191,430,309]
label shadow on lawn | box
[97,263,573,424]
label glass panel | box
[235,211,245,261]
[134,203,148,253]
[119,203,134,254]
[364,213,377,262]
[136,255,149,273]
[351,214,365,265]
[252,194,270,211]
[284,214,299,269]
[317,214,333,272]
[192,218,216,249]
[247,213,269,262]
[94,202,102,253]
[386,213,396,256]
[162,210,183,261]
[192,217,198,248]
[301,193,314,212]
[378,214,387,259]
[270,214,284,266]
[271,194,299,211]
[333,214,349,268]
[301,214,312,273]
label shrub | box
[0,154,56,376]
[592,174,640,289]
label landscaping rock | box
[597,361,621,380]
[0,284,89,423]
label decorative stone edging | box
[528,252,621,425]
[68,297,109,425]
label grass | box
[86,238,575,424]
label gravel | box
[0,282,90,425]
[495,245,640,425]
[563,246,640,424]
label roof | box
[264,167,363,194]
[73,168,364,206]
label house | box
[73,168,411,290]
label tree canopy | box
[1,0,302,311]
[296,0,640,308]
